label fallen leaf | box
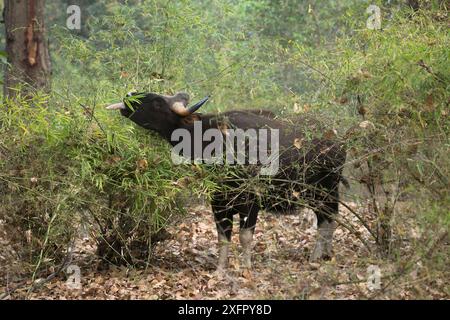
[294,138,303,149]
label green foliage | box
[50,0,297,112]
[1,0,448,293]
[319,4,450,254]
[0,93,214,270]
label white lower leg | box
[310,220,336,261]
[217,234,230,270]
[239,228,253,269]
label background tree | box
[3,0,51,97]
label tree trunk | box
[3,0,51,97]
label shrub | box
[0,92,213,275]
[314,5,450,262]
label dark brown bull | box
[107,92,347,270]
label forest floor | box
[1,202,448,300]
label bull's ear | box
[181,113,201,125]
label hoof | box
[308,262,321,270]
[309,242,333,262]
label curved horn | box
[169,96,209,117]
[187,96,209,114]
[106,102,126,110]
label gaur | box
[106,92,347,270]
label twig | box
[417,60,446,84]
[0,242,74,300]
[52,89,107,137]
[368,231,448,299]
[338,200,378,241]
[296,59,335,84]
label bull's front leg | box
[217,230,231,270]
[239,228,254,268]
[213,207,233,270]
[239,204,259,269]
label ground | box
[0,202,448,300]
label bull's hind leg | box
[238,202,259,269]
[311,219,337,261]
[310,184,339,262]
[212,198,234,270]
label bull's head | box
[106,92,209,138]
